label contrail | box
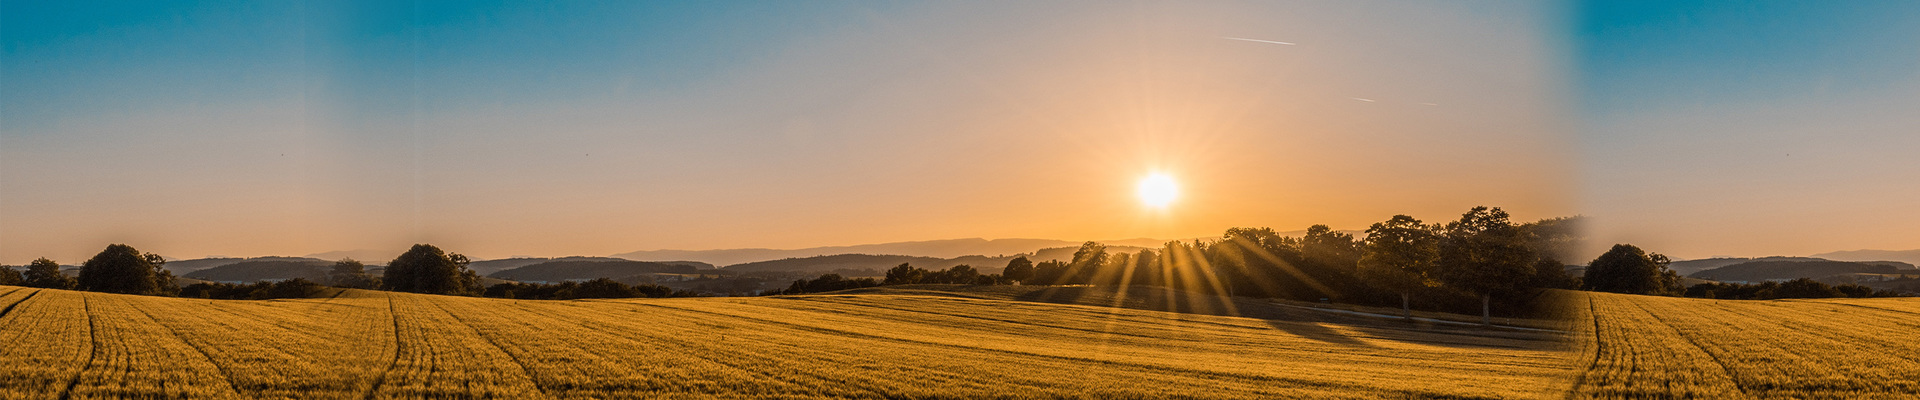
[1223,37,1295,46]
[1351,98,1376,102]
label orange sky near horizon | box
[6,2,1581,264]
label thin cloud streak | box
[1222,37,1296,46]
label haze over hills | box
[467,257,715,276]
[1687,260,1916,283]
[183,259,334,283]
[720,246,1153,275]
[1813,249,1920,268]
[487,260,699,283]
[164,256,329,275]
[1667,257,1835,275]
[610,235,1347,267]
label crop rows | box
[0,286,1580,399]
[1571,292,1920,399]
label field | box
[0,285,1578,399]
[1569,292,1920,399]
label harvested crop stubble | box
[0,285,1580,399]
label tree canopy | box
[75,244,175,295]
[1583,244,1679,295]
[382,244,481,295]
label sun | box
[1136,173,1179,209]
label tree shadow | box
[1007,285,1559,349]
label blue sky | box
[1573,0,1920,257]
[1,0,1914,262]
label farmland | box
[0,285,1579,399]
[1569,292,1920,398]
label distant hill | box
[1812,249,1920,268]
[184,259,334,283]
[305,249,403,264]
[488,260,698,283]
[1666,257,1832,275]
[1688,260,1912,283]
[166,257,328,275]
[719,245,1153,275]
[613,237,1206,267]
[466,257,712,275]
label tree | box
[76,244,174,295]
[883,263,927,285]
[23,258,75,290]
[1435,207,1537,325]
[1356,215,1439,319]
[382,244,480,295]
[1001,257,1035,284]
[1582,244,1678,295]
[0,264,22,286]
[939,265,980,284]
[327,259,377,289]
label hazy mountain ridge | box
[487,260,699,283]
[165,256,329,275]
[183,259,334,283]
[1812,249,1920,268]
[1687,260,1914,283]
[467,257,715,275]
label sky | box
[0,0,1909,264]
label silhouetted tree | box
[382,244,480,295]
[76,244,175,295]
[1435,207,1537,325]
[1029,260,1070,285]
[23,258,75,289]
[935,265,980,284]
[1001,257,1035,283]
[0,265,22,286]
[1065,241,1109,284]
[327,259,377,289]
[883,263,928,285]
[1530,258,1577,289]
[572,278,636,299]
[1357,215,1439,318]
[1582,244,1678,295]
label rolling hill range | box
[1666,256,1832,275]
[1686,260,1915,282]
[612,237,1223,267]
[467,257,714,276]
[486,260,700,282]
[0,285,1578,399]
[1813,249,1920,267]
[718,246,1152,275]
[182,259,334,283]
[163,256,329,275]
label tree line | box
[0,243,690,301]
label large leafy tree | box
[327,259,377,289]
[1435,207,1537,325]
[23,258,76,289]
[382,244,480,295]
[1000,257,1035,284]
[1356,215,1440,318]
[1582,244,1678,295]
[76,244,175,295]
[0,264,22,286]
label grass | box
[0,284,1580,399]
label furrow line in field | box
[420,297,552,397]
[1626,299,1749,397]
[56,294,95,400]
[360,294,402,400]
[544,300,895,397]
[1563,295,1602,400]
[0,289,41,323]
[123,299,244,397]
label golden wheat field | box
[8,284,1915,399]
[1569,292,1920,399]
[0,284,1580,399]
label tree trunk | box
[1481,293,1491,326]
[1400,292,1411,320]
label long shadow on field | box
[1013,286,1382,347]
[826,285,1560,349]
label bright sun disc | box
[1136,173,1179,209]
